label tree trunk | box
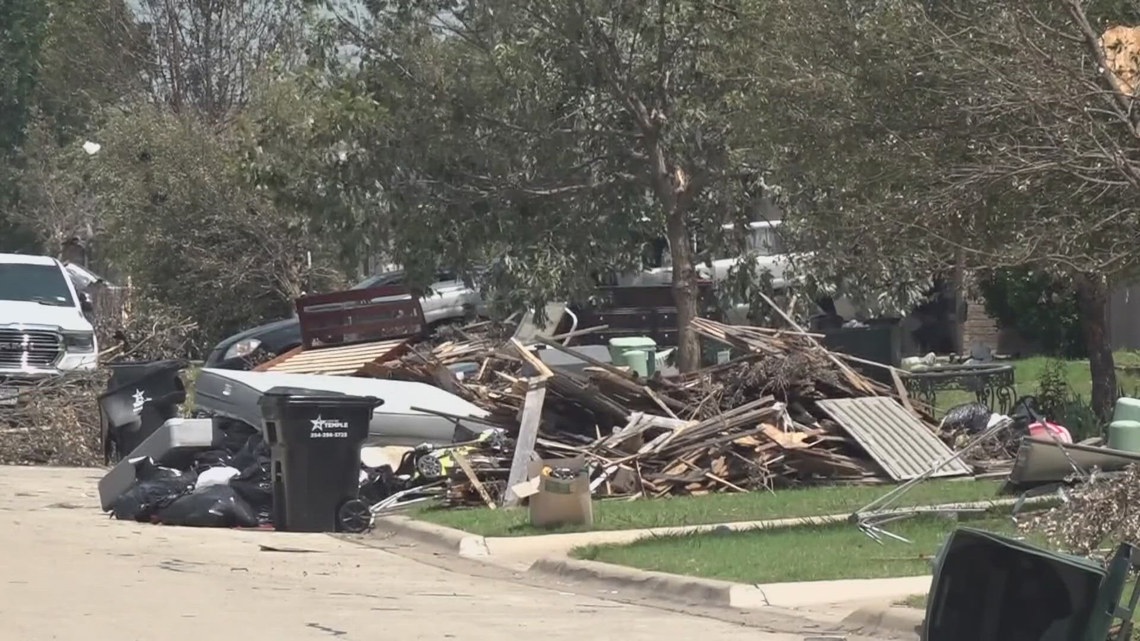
[665,204,701,372]
[1074,272,1117,425]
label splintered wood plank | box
[451,451,496,510]
[502,378,548,507]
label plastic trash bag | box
[155,485,260,528]
[229,432,268,471]
[230,456,272,524]
[191,449,234,472]
[195,466,240,490]
[214,418,259,455]
[110,459,196,522]
[133,456,185,482]
[940,402,993,434]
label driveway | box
[0,466,889,641]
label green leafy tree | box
[30,0,147,143]
[0,0,49,251]
[892,0,1140,421]
[978,269,1085,358]
[351,0,807,370]
[776,0,1140,421]
[0,0,47,153]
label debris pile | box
[1021,464,1140,557]
[0,372,107,466]
[373,317,953,501]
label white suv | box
[0,253,99,403]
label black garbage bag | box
[230,456,272,524]
[229,432,268,471]
[191,449,234,473]
[110,459,196,522]
[213,418,259,455]
[1010,395,1047,426]
[133,456,185,482]
[941,402,992,434]
[155,484,260,528]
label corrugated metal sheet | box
[256,339,408,376]
[816,397,972,481]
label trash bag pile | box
[105,415,512,530]
[109,420,271,528]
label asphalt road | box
[0,466,897,641]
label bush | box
[977,268,1084,358]
[1035,358,1102,441]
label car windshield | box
[748,227,785,256]
[0,263,75,306]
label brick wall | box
[961,296,1000,352]
[960,296,1034,356]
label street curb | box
[527,556,734,607]
[372,515,490,557]
[376,495,1049,559]
[841,605,924,637]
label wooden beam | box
[502,378,548,507]
[509,338,555,380]
[451,451,496,510]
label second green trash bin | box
[258,386,380,533]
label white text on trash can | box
[309,416,350,439]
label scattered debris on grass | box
[1021,464,1140,557]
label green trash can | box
[1109,420,1140,453]
[622,349,651,377]
[608,337,657,377]
[1113,397,1140,423]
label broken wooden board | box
[255,339,411,376]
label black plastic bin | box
[99,359,188,464]
[258,386,380,533]
[820,322,902,386]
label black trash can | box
[820,322,902,386]
[99,359,188,464]
[258,386,380,533]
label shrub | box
[977,268,1084,358]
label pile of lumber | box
[371,317,943,499]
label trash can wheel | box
[337,499,374,534]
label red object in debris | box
[1028,420,1072,443]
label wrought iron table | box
[901,364,1018,414]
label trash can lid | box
[101,358,189,396]
[259,386,384,408]
[608,336,657,349]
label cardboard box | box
[509,456,593,529]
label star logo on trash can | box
[309,415,350,439]
[131,389,151,415]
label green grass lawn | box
[413,479,1004,537]
[571,512,1021,584]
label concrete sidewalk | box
[375,512,933,637]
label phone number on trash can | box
[310,431,349,439]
